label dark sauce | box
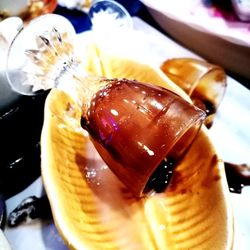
[144,158,175,194]
[192,96,216,129]
[225,162,250,193]
[145,160,250,195]
[80,116,89,131]
[0,91,49,199]
[8,195,52,227]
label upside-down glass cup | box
[6,4,206,197]
[161,58,227,128]
[84,78,206,196]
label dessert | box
[40,52,233,250]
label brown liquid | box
[82,79,205,196]
[225,162,250,193]
[192,97,216,117]
[191,95,216,129]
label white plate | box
[141,0,250,81]
[141,0,250,47]
[4,17,250,250]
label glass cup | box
[84,78,206,196]
[161,58,227,128]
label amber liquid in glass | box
[81,79,205,196]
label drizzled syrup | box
[225,162,250,193]
[191,94,216,129]
[143,158,174,194]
